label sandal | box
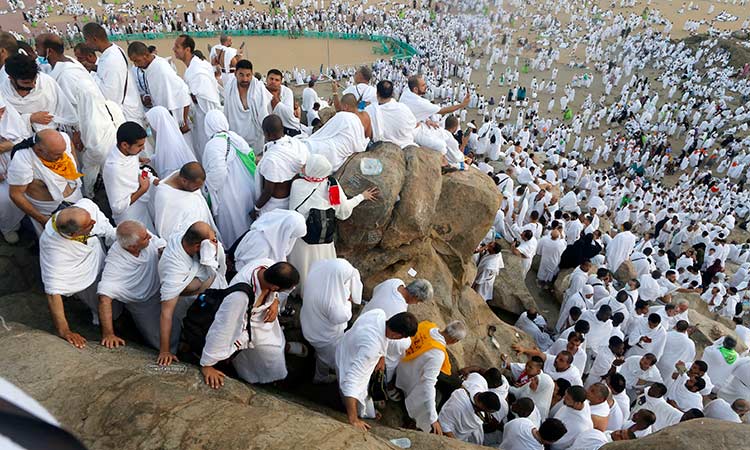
[386,386,403,402]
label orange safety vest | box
[401,321,452,375]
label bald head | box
[183,221,213,246]
[262,114,284,141]
[55,207,92,236]
[35,130,68,162]
[551,229,561,239]
[177,162,206,192]
[340,93,358,111]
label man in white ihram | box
[396,320,466,434]
[365,80,417,149]
[39,199,116,349]
[223,60,271,154]
[96,220,165,350]
[335,309,418,431]
[156,221,227,366]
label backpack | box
[179,282,254,364]
[294,177,338,245]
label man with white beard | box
[396,320,466,434]
[157,221,227,366]
[97,220,165,350]
[39,199,116,349]
[102,122,155,231]
[336,310,418,431]
[128,41,192,132]
[202,110,257,246]
[173,35,221,159]
[35,33,123,197]
[252,115,308,217]
[82,23,145,124]
[301,93,369,171]
[7,130,83,235]
[153,162,219,240]
[365,80,418,149]
[224,60,272,154]
[0,54,78,133]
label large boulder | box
[673,292,748,355]
[0,323,482,450]
[336,143,533,367]
[602,418,750,450]
[613,259,637,284]
[489,249,538,314]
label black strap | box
[116,46,129,104]
[0,398,88,450]
[293,186,318,212]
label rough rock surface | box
[613,259,637,284]
[336,142,535,368]
[489,249,538,315]
[0,323,483,450]
[602,419,750,450]
[674,292,748,355]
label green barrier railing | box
[58,29,418,61]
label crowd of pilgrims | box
[1,0,750,447]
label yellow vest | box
[401,321,451,375]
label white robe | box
[509,370,555,420]
[703,398,742,423]
[718,358,750,402]
[365,99,417,149]
[92,43,145,123]
[656,330,695,382]
[0,72,77,132]
[621,355,663,390]
[536,235,566,282]
[224,76,272,153]
[396,328,446,432]
[145,106,197,177]
[152,171,218,240]
[500,417,544,450]
[101,146,155,231]
[202,112,257,246]
[183,56,222,160]
[158,230,227,303]
[474,251,504,300]
[97,234,165,348]
[39,198,114,297]
[232,209,306,271]
[0,94,31,233]
[438,376,487,444]
[300,111,368,171]
[144,56,192,122]
[301,259,362,375]
[703,346,741,392]
[666,373,704,411]
[551,403,594,450]
[632,392,683,431]
[399,89,441,122]
[257,135,309,214]
[200,257,287,384]
[6,134,83,234]
[606,230,637,273]
[335,309,388,416]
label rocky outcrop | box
[602,419,750,450]
[0,322,483,450]
[336,142,535,367]
[613,260,637,284]
[489,249,538,314]
[674,292,748,355]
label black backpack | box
[294,177,338,245]
[179,282,254,364]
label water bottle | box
[360,158,383,176]
[389,437,411,448]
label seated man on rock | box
[96,220,166,350]
[157,221,227,366]
[39,199,116,348]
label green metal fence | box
[63,29,418,60]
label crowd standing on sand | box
[1,0,750,448]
